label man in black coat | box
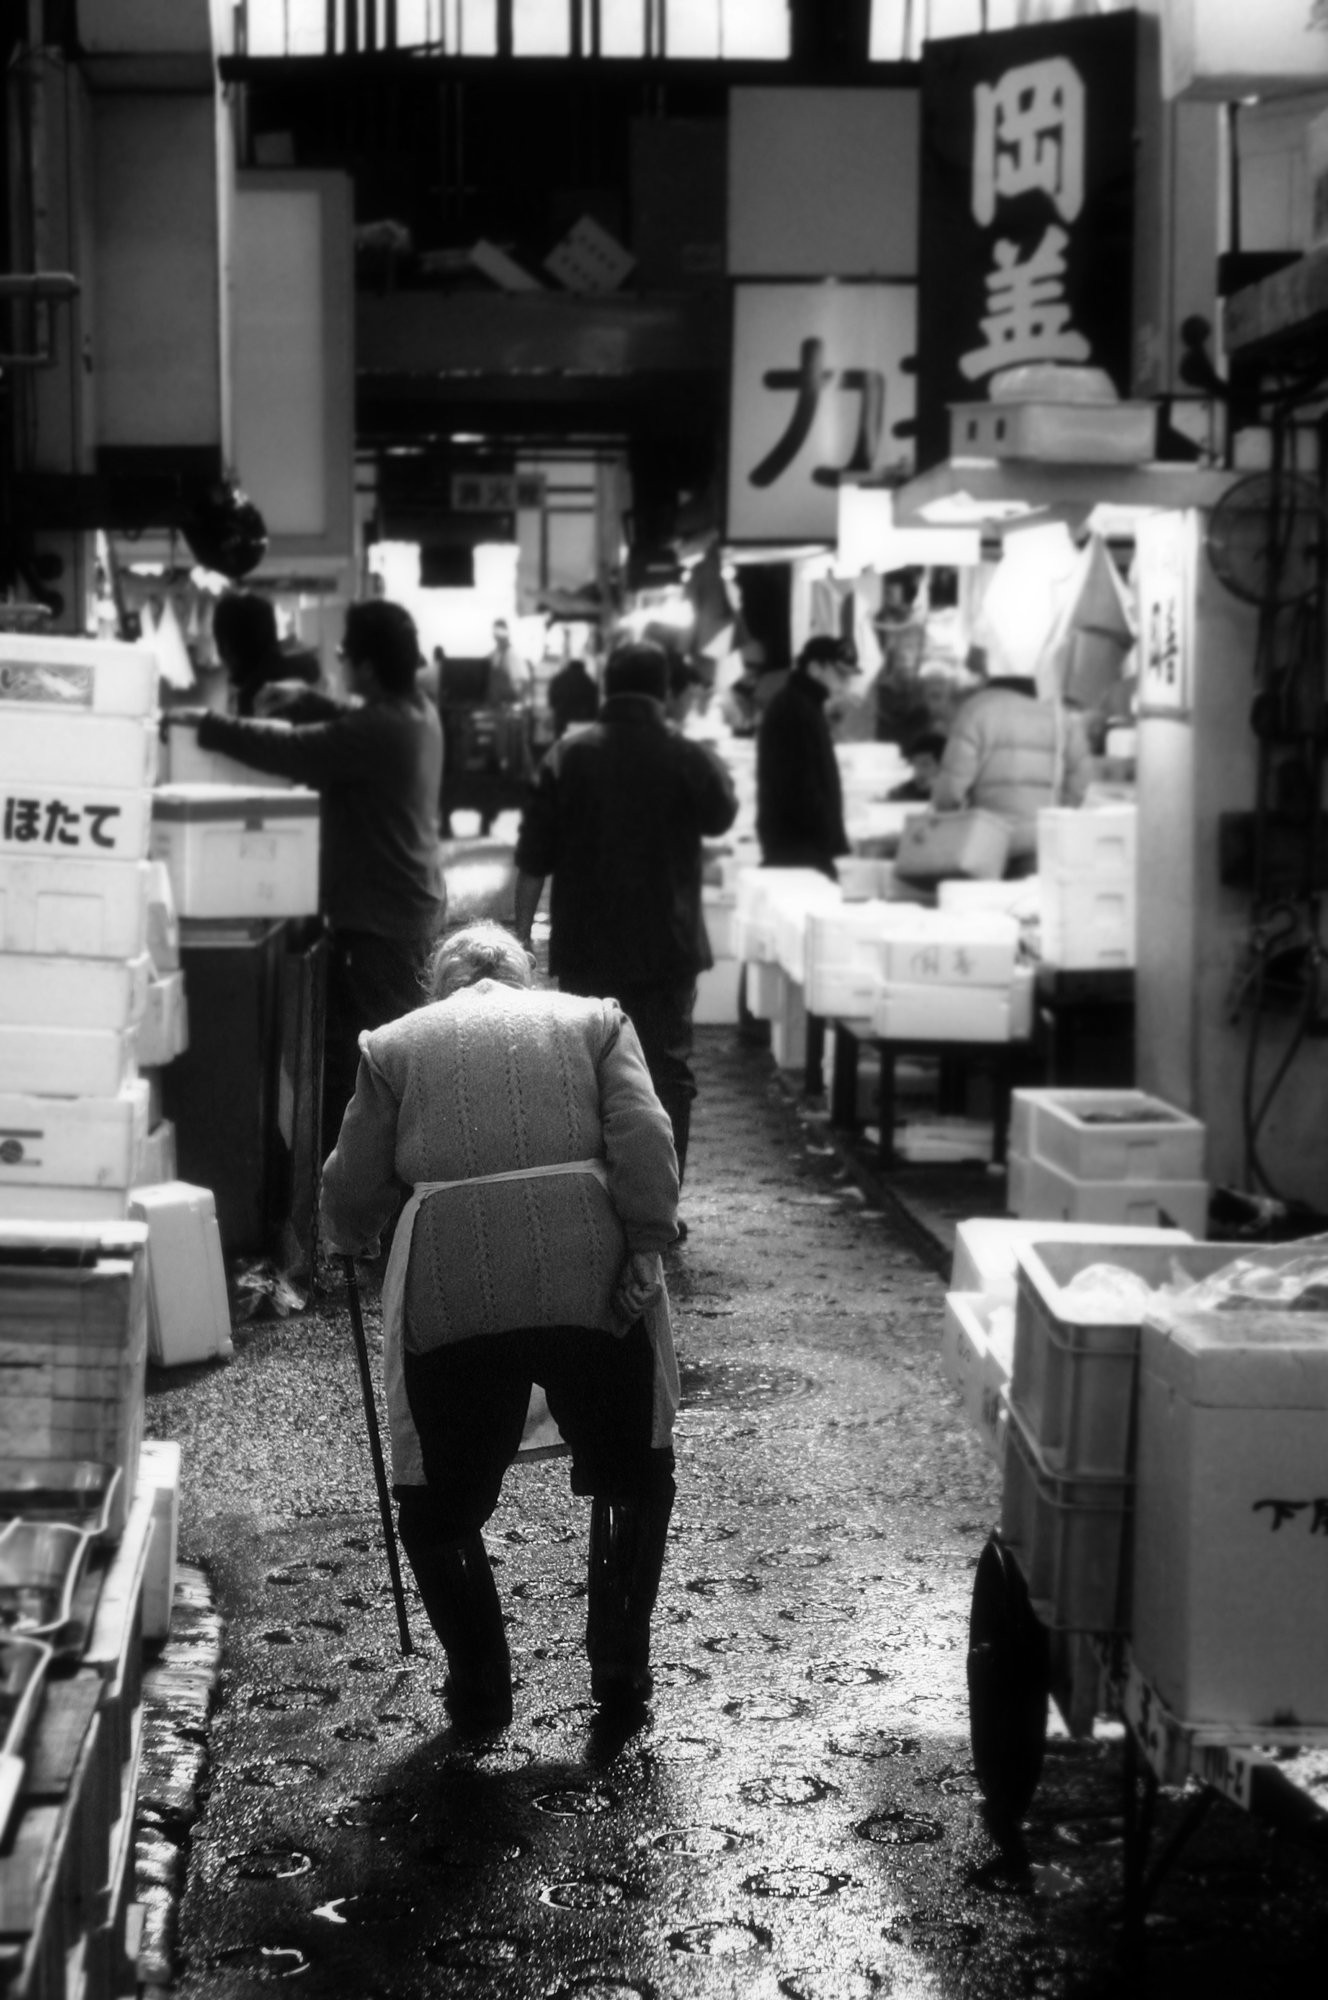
[756,634,860,878]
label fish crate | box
[0,1223,148,1541]
[999,1402,1133,1634]
[1010,1088,1206,1185]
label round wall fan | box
[1205,472,1325,608]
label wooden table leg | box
[804,1013,826,1097]
[876,1042,896,1168]
[830,1023,860,1131]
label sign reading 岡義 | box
[726,282,916,544]
[915,13,1138,473]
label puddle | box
[546,1981,653,2000]
[423,1932,531,1971]
[311,1894,413,1925]
[649,1660,708,1689]
[206,1945,312,1980]
[811,1662,893,1688]
[669,1522,740,1544]
[678,1361,818,1408]
[538,1874,637,1910]
[247,1684,338,1713]
[882,1914,984,1951]
[298,1615,346,1637]
[1052,1817,1125,1849]
[668,1919,773,1957]
[756,1547,832,1570]
[649,1824,749,1857]
[260,1630,298,1646]
[740,1773,836,1807]
[339,1537,372,1553]
[341,1655,388,1674]
[223,1848,315,1882]
[464,1739,536,1773]
[511,1575,584,1602]
[645,1736,718,1765]
[532,1787,615,1817]
[267,1560,342,1588]
[323,1796,420,1830]
[421,1835,530,1869]
[743,1867,853,1899]
[779,1973,886,2000]
[722,1694,812,1723]
[684,1574,763,1598]
[856,1810,944,1846]
[240,1758,326,1789]
[530,1704,599,1733]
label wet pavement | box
[140,1029,1328,2000]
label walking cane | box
[342,1255,414,1656]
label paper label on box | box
[0,661,93,707]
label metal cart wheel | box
[967,1532,1051,1829]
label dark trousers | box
[560,974,697,1182]
[398,1319,676,1540]
[323,928,430,1149]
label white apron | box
[380,1158,680,1487]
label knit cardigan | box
[320,982,679,1349]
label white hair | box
[425,922,533,1001]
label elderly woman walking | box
[320,922,681,1731]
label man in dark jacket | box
[756,634,860,878]
[166,598,445,1143]
[513,641,738,1190]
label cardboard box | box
[128,1182,233,1368]
[1007,1150,1208,1238]
[0,712,159,790]
[0,951,151,1031]
[1011,1088,1205,1184]
[1,784,154,863]
[135,972,189,1067]
[0,634,159,718]
[0,1024,137,1098]
[0,855,152,959]
[137,1438,181,1641]
[150,785,320,920]
[1133,1295,1328,1725]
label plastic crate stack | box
[1008,1087,1208,1237]
[0,634,164,1228]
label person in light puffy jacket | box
[931,673,1090,875]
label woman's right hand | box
[612,1250,663,1326]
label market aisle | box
[144,1030,1328,2000]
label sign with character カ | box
[915,12,1139,473]
[726,282,916,544]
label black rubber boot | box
[398,1524,512,1732]
[585,1493,674,1708]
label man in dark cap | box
[756,633,860,879]
[513,641,737,1203]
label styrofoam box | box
[693,959,741,1025]
[1011,1088,1205,1184]
[1133,1299,1328,1726]
[834,857,892,901]
[1000,1401,1132,1634]
[951,1218,1193,1302]
[0,951,151,1031]
[938,876,1041,920]
[163,729,294,789]
[129,1180,233,1368]
[734,867,840,963]
[136,971,189,1067]
[872,981,1011,1042]
[146,858,179,973]
[0,1182,129,1222]
[138,1438,181,1641]
[0,711,159,790]
[1038,871,1136,970]
[746,959,784,1021]
[803,904,898,1014]
[949,398,1156,464]
[137,1118,177,1187]
[701,888,737,961]
[877,911,1019,989]
[0,1024,136,1098]
[1007,1150,1208,1238]
[942,1292,1011,1467]
[0,633,159,717]
[150,784,320,920]
[0,855,151,959]
[1036,806,1136,878]
[0,782,154,862]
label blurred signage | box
[726,282,916,544]
[915,13,1138,472]
[1135,509,1195,717]
[450,472,545,513]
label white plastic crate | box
[1007,1151,1208,1237]
[1,783,154,862]
[0,1024,136,1098]
[999,1402,1133,1633]
[128,1180,233,1368]
[150,784,320,920]
[0,951,151,1031]
[0,855,151,959]
[0,711,159,790]
[951,1217,1193,1301]
[1011,1088,1205,1184]
[0,634,159,717]
[1038,871,1135,969]
[1036,805,1136,877]
[872,982,1011,1042]
[942,1292,1012,1467]
[876,911,1019,989]
[693,959,741,1024]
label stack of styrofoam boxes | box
[1008,1088,1208,1237]
[869,907,1033,1043]
[941,1219,1195,1473]
[735,866,841,1050]
[754,869,844,1069]
[1036,804,1136,970]
[0,634,160,1224]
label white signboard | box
[1135,509,1196,717]
[727,283,917,544]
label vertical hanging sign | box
[1135,509,1195,717]
[915,13,1139,473]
